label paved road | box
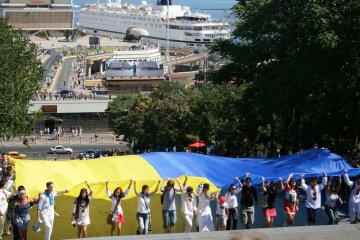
[1,143,128,160]
[53,56,77,92]
[40,51,57,88]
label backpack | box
[160,187,175,205]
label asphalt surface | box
[40,51,57,88]
[53,56,77,92]
[1,143,128,160]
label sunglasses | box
[231,188,237,190]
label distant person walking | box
[37,181,69,240]
[134,180,160,235]
[300,173,327,225]
[106,180,133,236]
[71,181,93,238]
[344,169,360,224]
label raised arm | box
[105,180,111,197]
[133,181,139,196]
[326,176,332,193]
[235,177,243,189]
[343,169,354,188]
[285,173,293,188]
[215,189,221,203]
[85,181,93,196]
[127,180,133,190]
[278,177,284,193]
[175,177,183,192]
[183,176,188,190]
[151,180,161,196]
[336,175,342,193]
[300,173,308,190]
[318,173,328,191]
[160,178,169,192]
[261,176,267,192]
[196,182,203,195]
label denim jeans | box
[136,212,150,235]
[325,205,338,225]
[226,208,238,230]
[162,210,177,229]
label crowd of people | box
[0,156,359,240]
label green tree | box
[0,18,43,139]
[211,0,360,156]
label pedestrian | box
[300,173,327,225]
[324,176,342,225]
[260,176,284,228]
[160,178,184,233]
[343,169,360,224]
[196,182,215,232]
[7,185,25,240]
[240,175,257,229]
[283,173,299,226]
[13,190,38,240]
[37,181,69,240]
[134,180,160,235]
[0,181,12,237]
[225,177,243,230]
[105,180,133,236]
[181,181,197,233]
[215,192,229,231]
[71,181,93,238]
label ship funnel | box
[157,0,172,6]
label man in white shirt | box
[343,169,360,224]
[224,177,243,230]
[300,173,327,225]
[37,181,68,240]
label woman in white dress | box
[71,181,93,238]
[196,182,215,232]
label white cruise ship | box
[79,0,230,49]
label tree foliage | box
[0,18,43,139]
[209,0,360,157]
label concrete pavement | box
[67,224,360,240]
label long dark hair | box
[113,187,124,199]
[75,188,90,207]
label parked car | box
[7,151,26,159]
[50,145,73,154]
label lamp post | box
[166,0,172,81]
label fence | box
[0,136,123,146]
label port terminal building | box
[0,0,74,38]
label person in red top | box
[283,173,299,226]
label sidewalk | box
[68,224,360,240]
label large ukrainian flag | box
[12,149,355,239]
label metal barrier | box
[0,136,119,146]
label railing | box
[0,136,121,146]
